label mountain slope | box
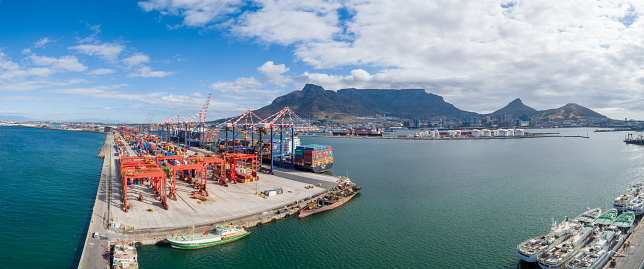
[254,84,372,121]
[533,103,606,120]
[490,98,537,116]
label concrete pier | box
[604,219,644,269]
[78,133,344,268]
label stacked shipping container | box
[293,145,333,167]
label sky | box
[1,0,644,122]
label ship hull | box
[299,191,359,218]
[168,231,250,249]
[517,251,538,263]
[266,159,333,173]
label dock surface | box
[79,133,342,268]
[605,219,644,269]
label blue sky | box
[2,0,644,122]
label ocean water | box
[0,127,105,269]
[138,128,643,269]
[1,126,642,268]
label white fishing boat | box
[625,196,644,215]
[564,212,634,269]
[518,208,600,263]
[613,182,643,211]
[537,224,598,269]
[518,218,580,263]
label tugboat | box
[299,177,361,218]
[167,223,250,249]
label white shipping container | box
[268,190,278,197]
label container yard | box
[78,105,358,269]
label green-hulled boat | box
[167,224,250,249]
[595,209,618,226]
[613,212,636,228]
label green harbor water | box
[0,126,642,268]
[0,127,105,268]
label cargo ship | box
[266,144,334,173]
[167,224,250,249]
[299,177,361,218]
[293,144,333,173]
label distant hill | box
[0,115,38,121]
[533,103,606,120]
[490,98,537,116]
[254,84,474,121]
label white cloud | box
[127,66,174,78]
[138,0,244,27]
[78,24,102,43]
[21,48,32,55]
[69,43,126,61]
[211,76,262,93]
[34,37,53,48]
[122,53,151,66]
[233,0,342,45]
[257,61,291,86]
[30,54,88,72]
[89,68,116,75]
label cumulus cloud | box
[30,54,88,72]
[122,53,151,66]
[127,66,174,78]
[138,0,244,27]
[89,68,116,75]
[69,43,126,61]
[33,37,53,48]
[138,0,644,119]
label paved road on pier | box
[605,218,644,269]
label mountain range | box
[252,84,607,121]
[254,84,474,121]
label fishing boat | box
[574,208,602,224]
[517,218,581,263]
[537,224,598,269]
[299,177,360,218]
[625,196,644,215]
[594,209,618,226]
[518,208,599,263]
[564,224,626,269]
[167,223,250,249]
[612,212,635,229]
[613,182,643,211]
[112,241,138,269]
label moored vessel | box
[299,177,360,218]
[167,224,250,249]
[112,241,139,269]
[574,208,602,224]
[594,209,618,226]
[564,225,625,269]
[625,196,644,215]
[613,182,643,211]
[517,217,581,263]
[537,224,598,269]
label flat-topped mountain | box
[252,84,608,122]
[254,84,474,121]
